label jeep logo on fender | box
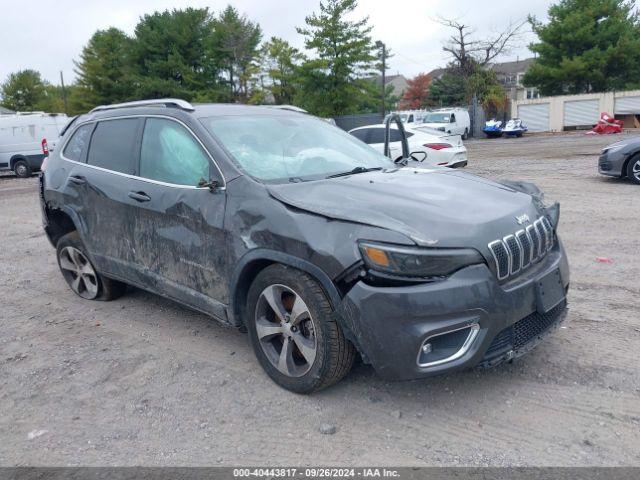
[515,213,530,225]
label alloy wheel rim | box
[254,284,317,377]
[16,165,27,176]
[633,160,640,181]
[59,246,99,299]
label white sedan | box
[348,124,468,168]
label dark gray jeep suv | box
[40,99,570,393]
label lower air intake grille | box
[482,300,567,363]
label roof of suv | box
[62,100,307,137]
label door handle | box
[128,191,151,202]
[69,175,86,185]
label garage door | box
[518,103,550,132]
[563,99,599,127]
[614,96,640,115]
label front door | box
[127,117,228,316]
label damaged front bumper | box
[336,241,570,380]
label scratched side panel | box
[126,177,229,310]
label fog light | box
[417,323,480,367]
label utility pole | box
[376,41,386,119]
[60,71,68,115]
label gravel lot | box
[1,132,639,466]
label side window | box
[350,129,368,142]
[63,124,94,162]
[140,118,211,186]
[87,119,140,174]
[368,128,386,144]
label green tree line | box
[0,0,389,117]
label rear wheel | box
[462,128,469,140]
[56,232,126,301]
[246,264,355,393]
[626,155,640,185]
[13,160,31,178]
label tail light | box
[41,139,49,172]
[424,143,452,150]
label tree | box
[428,72,466,107]
[133,8,213,99]
[523,0,640,95]
[260,37,304,105]
[466,69,508,117]
[428,17,523,108]
[0,70,47,111]
[399,73,432,109]
[74,28,135,109]
[210,5,262,102]
[436,16,525,79]
[296,0,377,116]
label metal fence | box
[333,113,382,131]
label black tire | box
[462,128,469,140]
[13,160,32,178]
[56,231,126,301]
[246,264,355,393]
[626,155,640,185]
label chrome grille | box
[516,229,532,267]
[488,216,554,281]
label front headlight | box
[358,242,484,278]
[603,144,623,154]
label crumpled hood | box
[267,168,542,248]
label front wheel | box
[246,264,355,393]
[626,155,640,185]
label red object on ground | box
[588,113,623,135]
[596,257,614,264]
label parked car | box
[422,108,471,140]
[598,136,640,185]
[0,112,68,177]
[40,99,569,393]
[349,123,468,168]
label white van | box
[422,108,471,140]
[0,112,68,177]
[384,110,429,125]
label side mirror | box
[410,151,427,162]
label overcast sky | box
[0,0,555,85]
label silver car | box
[598,136,640,185]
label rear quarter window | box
[87,119,140,174]
[63,124,94,162]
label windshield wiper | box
[325,166,383,179]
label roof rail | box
[90,98,195,113]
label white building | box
[512,90,640,132]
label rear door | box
[68,117,144,278]
[127,116,228,314]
